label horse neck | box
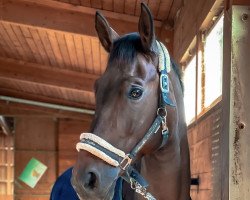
[138,70,190,200]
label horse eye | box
[128,87,143,100]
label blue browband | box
[76,41,174,200]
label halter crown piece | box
[76,41,174,200]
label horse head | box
[71,3,187,200]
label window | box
[204,15,223,107]
[197,50,203,114]
[183,14,224,125]
[184,56,196,124]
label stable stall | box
[0,0,249,199]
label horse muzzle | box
[72,150,119,200]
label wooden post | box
[222,4,250,199]
[229,5,250,199]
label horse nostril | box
[83,172,98,190]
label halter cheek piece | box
[76,41,175,200]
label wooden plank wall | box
[58,119,92,175]
[14,117,57,200]
[188,102,222,200]
[0,115,92,200]
[173,1,225,197]
[0,133,14,200]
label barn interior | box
[0,0,249,200]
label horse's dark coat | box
[64,3,191,200]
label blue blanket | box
[50,167,122,200]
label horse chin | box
[72,177,116,200]
[76,189,114,200]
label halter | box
[76,41,175,200]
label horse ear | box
[138,3,156,52]
[95,11,119,52]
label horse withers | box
[71,3,191,200]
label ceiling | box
[0,0,182,119]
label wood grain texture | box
[73,35,86,71]
[233,0,250,5]
[58,119,92,173]
[0,88,94,109]
[30,0,180,21]
[20,26,43,64]
[173,0,223,62]
[0,0,173,120]
[148,0,161,18]
[0,22,107,76]
[102,0,113,11]
[113,0,124,13]
[0,57,98,92]
[91,37,101,74]
[29,29,50,66]
[37,29,58,67]
[157,0,173,20]
[91,0,102,9]
[167,0,183,25]
[0,23,20,60]
[0,101,94,120]
[187,102,222,199]
[79,0,91,7]
[1,23,28,61]
[14,117,57,199]
[3,0,162,32]
[0,134,14,199]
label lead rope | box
[130,178,156,200]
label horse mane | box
[108,33,183,91]
[171,59,184,92]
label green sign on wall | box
[19,158,47,188]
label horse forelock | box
[108,33,156,69]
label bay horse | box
[71,3,190,200]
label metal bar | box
[0,96,95,115]
[220,6,232,200]
[0,116,12,135]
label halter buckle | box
[160,74,169,93]
[119,154,132,171]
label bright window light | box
[184,56,196,124]
[197,51,202,114]
[204,15,224,107]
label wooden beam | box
[227,5,250,199]
[166,0,183,27]
[233,0,250,5]
[0,57,98,92]
[0,0,164,37]
[19,0,162,26]
[0,116,12,135]
[0,100,94,121]
[0,88,95,110]
[173,0,224,62]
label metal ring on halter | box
[157,107,167,118]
